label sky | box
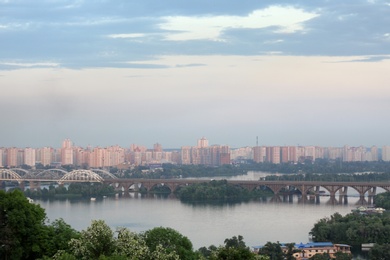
[1,0,390,149]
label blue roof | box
[298,242,333,248]
[253,242,336,249]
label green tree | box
[209,235,258,260]
[143,227,196,260]
[333,251,352,260]
[68,220,116,259]
[285,243,300,260]
[309,253,331,260]
[0,189,48,259]
[374,192,390,210]
[257,242,284,260]
[45,219,79,257]
[368,243,390,260]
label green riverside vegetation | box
[175,179,273,203]
[23,182,116,199]
[309,196,390,260]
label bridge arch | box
[0,169,22,180]
[90,169,118,179]
[59,170,104,183]
[36,169,69,179]
[9,168,30,176]
[148,182,174,193]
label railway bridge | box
[1,168,390,199]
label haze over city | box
[1,0,389,148]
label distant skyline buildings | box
[1,138,390,169]
[1,1,389,157]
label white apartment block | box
[24,147,36,167]
[382,146,390,161]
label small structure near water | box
[253,242,351,259]
[352,206,385,214]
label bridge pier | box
[368,187,376,197]
[29,181,41,191]
[18,181,25,191]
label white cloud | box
[263,39,284,44]
[0,61,59,67]
[159,6,319,41]
[107,33,147,39]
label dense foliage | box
[374,192,390,210]
[123,164,247,179]
[241,160,390,175]
[208,235,260,260]
[24,182,115,199]
[264,171,390,182]
[143,227,196,260]
[310,212,390,246]
[175,179,272,202]
[0,190,79,259]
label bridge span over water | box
[1,168,390,198]
[105,179,390,198]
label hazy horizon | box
[1,1,389,148]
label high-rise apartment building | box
[197,137,209,148]
[253,146,266,163]
[153,143,162,152]
[288,146,298,163]
[61,139,74,165]
[280,147,289,163]
[0,148,4,167]
[370,146,378,161]
[180,139,230,166]
[230,147,253,160]
[6,147,19,167]
[180,146,191,165]
[382,146,390,161]
[24,147,36,167]
[38,147,54,166]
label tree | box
[285,243,300,260]
[224,235,246,249]
[143,227,196,260]
[209,235,258,260]
[45,219,79,257]
[368,244,390,260]
[309,253,331,260]
[68,220,116,259]
[197,245,217,258]
[257,242,284,260]
[0,189,48,259]
[66,221,179,260]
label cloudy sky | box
[1,0,389,149]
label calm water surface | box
[36,172,371,249]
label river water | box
[35,172,372,250]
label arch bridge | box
[103,179,390,199]
[0,169,118,190]
[1,170,389,198]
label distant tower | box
[197,137,209,148]
[154,143,163,152]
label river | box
[35,172,372,250]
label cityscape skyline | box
[2,138,390,169]
[1,1,390,148]
[1,136,390,150]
